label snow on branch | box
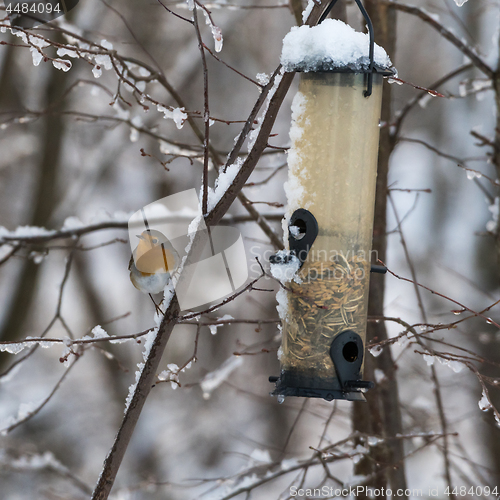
[0,326,155,355]
[0,218,128,245]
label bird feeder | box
[270,1,393,401]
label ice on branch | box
[57,47,79,58]
[479,390,492,411]
[200,6,224,51]
[0,341,29,355]
[200,356,243,399]
[423,353,435,366]
[52,59,72,72]
[466,169,482,180]
[156,104,187,129]
[486,197,499,232]
[158,363,180,389]
[28,35,50,67]
[281,19,392,72]
[367,436,381,446]
[95,54,113,71]
[369,345,383,357]
[212,26,223,52]
[89,43,114,77]
[11,28,28,43]
[439,358,464,373]
[423,353,463,373]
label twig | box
[192,4,210,215]
[203,43,262,87]
[244,163,286,187]
[388,76,445,97]
[155,0,194,24]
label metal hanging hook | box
[318,0,375,97]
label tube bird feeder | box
[270,3,394,401]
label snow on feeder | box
[269,2,394,402]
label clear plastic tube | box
[277,71,384,398]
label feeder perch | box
[270,1,394,401]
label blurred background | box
[0,0,499,498]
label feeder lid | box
[281,19,395,74]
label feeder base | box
[271,383,366,402]
[269,369,368,402]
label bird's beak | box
[136,234,147,242]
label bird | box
[129,229,180,295]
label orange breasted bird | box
[129,229,180,294]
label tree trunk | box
[352,2,408,496]
[485,11,500,481]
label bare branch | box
[192,3,211,215]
